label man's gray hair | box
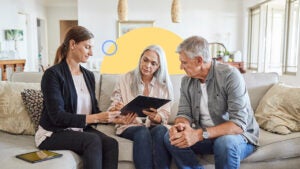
[176,36,211,63]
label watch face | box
[203,131,209,139]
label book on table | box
[120,95,171,117]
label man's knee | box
[214,135,240,154]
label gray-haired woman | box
[108,45,173,169]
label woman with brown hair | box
[35,26,119,169]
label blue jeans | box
[163,132,255,169]
[120,125,170,169]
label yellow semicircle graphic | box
[101,27,184,74]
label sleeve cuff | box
[158,112,167,124]
[229,119,246,132]
[176,115,192,124]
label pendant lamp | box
[118,0,128,21]
[171,0,181,23]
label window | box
[286,0,299,73]
[248,0,300,75]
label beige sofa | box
[0,72,299,169]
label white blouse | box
[108,72,171,135]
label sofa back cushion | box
[11,72,43,83]
[98,74,121,111]
[0,81,40,135]
[168,74,184,123]
[98,73,279,124]
[243,72,279,111]
[11,71,101,107]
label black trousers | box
[39,126,118,169]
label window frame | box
[248,0,300,75]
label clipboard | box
[120,95,171,117]
[16,150,63,163]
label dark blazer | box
[39,59,101,132]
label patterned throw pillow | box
[21,89,43,131]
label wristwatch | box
[202,128,209,139]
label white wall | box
[1,0,299,85]
[0,0,47,71]
[46,6,77,65]
[78,0,244,60]
[77,0,300,85]
[0,0,21,55]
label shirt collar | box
[139,76,157,86]
[205,59,216,83]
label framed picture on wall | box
[117,20,155,38]
[5,29,24,41]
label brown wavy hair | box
[54,26,94,64]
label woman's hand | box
[86,111,120,124]
[143,108,162,123]
[107,111,121,122]
[110,101,124,111]
[112,113,137,125]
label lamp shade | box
[171,0,181,23]
[118,0,128,21]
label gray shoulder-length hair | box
[176,36,211,63]
[129,45,174,100]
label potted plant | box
[222,50,231,62]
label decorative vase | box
[118,0,128,21]
[171,0,181,23]
[223,55,229,62]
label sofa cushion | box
[169,74,184,123]
[11,72,43,83]
[242,72,279,110]
[255,83,300,134]
[21,89,43,132]
[0,81,39,135]
[243,129,300,162]
[98,74,121,111]
[0,131,82,169]
[94,124,133,162]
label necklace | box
[72,74,85,92]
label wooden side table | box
[225,62,246,73]
[0,59,26,81]
[215,58,246,73]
